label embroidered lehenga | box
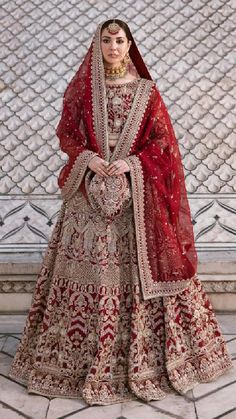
[9,22,233,406]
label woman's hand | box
[88,155,109,177]
[106,159,130,176]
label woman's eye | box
[117,40,124,44]
[102,39,109,43]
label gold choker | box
[104,64,127,80]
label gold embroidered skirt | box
[8,191,233,405]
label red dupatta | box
[56,22,198,300]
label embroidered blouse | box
[105,79,140,148]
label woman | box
[9,19,233,405]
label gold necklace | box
[104,63,127,80]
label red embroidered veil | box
[56,21,198,300]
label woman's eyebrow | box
[102,36,125,39]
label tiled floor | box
[0,314,235,419]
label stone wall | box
[1,0,235,253]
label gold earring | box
[122,52,131,65]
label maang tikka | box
[107,21,120,35]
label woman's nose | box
[109,42,117,50]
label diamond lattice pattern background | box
[0,0,235,250]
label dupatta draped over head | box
[56,21,198,300]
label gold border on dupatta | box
[91,23,110,162]
[125,156,195,300]
[60,150,97,202]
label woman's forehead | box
[101,27,127,38]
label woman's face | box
[101,26,131,68]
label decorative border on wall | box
[1,279,235,294]
[202,281,236,293]
[188,194,236,251]
[0,194,235,252]
[0,281,36,293]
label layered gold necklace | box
[104,63,128,80]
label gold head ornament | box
[107,21,121,35]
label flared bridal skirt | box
[8,190,233,405]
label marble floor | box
[0,313,235,419]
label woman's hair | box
[101,19,132,41]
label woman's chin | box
[104,59,122,67]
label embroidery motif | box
[85,171,132,219]
[106,80,139,148]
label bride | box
[9,19,233,406]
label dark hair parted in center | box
[101,19,132,41]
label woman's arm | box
[56,95,99,197]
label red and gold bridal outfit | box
[8,23,233,406]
